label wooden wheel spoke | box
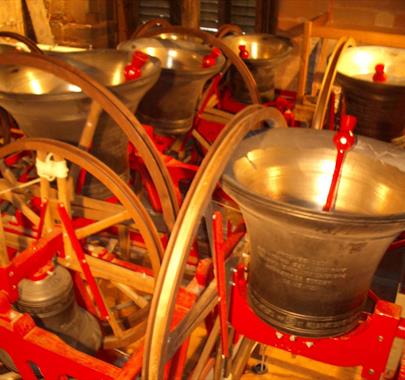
[79,100,102,151]
[0,215,8,266]
[70,100,103,186]
[60,252,154,295]
[97,279,125,339]
[190,318,220,380]
[0,178,40,226]
[75,209,131,239]
[112,282,149,309]
[104,317,148,350]
[0,158,18,185]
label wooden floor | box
[242,346,363,380]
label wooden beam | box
[24,0,55,45]
[312,25,405,49]
[116,0,128,43]
[0,0,25,35]
[218,0,231,25]
[280,11,329,38]
[297,21,312,101]
[256,0,279,34]
[180,0,200,29]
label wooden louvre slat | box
[137,0,256,32]
[139,0,170,21]
[200,0,220,30]
[230,0,256,32]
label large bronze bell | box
[337,46,405,142]
[223,127,405,337]
[118,37,225,135]
[222,34,292,103]
[0,49,161,198]
[0,265,102,372]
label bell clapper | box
[323,114,357,212]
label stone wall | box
[46,0,116,48]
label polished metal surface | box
[337,46,405,141]
[156,32,205,45]
[17,265,102,354]
[0,49,161,198]
[222,33,293,103]
[118,37,225,135]
[223,127,405,337]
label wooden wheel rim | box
[143,106,287,379]
[0,52,179,230]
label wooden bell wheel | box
[0,138,163,349]
[0,31,43,54]
[0,52,179,231]
[0,33,42,147]
[142,106,287,379]
[215,24,243,38]
[131,18,173,39]
[311,37,356,130]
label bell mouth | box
[337,46,405,87]
[0,49,161,98]
[117,37,225,76]
[222,128,405,227]
[222,33,293,64]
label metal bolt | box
[377,335,384,342]
[82,259,86,264]
[8,271,14,277]
[304,341,314,348]
[289,335,296,342]
[231,267,237,273]
[368,369,375,375]
[275,332,283,339]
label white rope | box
[0,177,41,196]
[35,153,69,181]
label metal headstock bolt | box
[377,335,384,342]
[305,341,314,348]
[275,332,283,339]
[368,369,375,375]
